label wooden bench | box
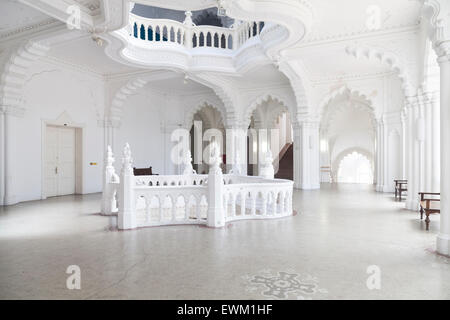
[133,167,158,176]
[419,192,440,231]
[394,180,408,201]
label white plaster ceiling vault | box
[302,0,422,43]
[0,0,429,116]
[46,36,141,76]
[0,0,57,40]
[145,73,214,96]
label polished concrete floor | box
[0,184,449,300]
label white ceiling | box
[134,0,217,11]
[0,0,54,38]
[147,73,213,95]
[239,64,290,88]
[48,37,140,75]
[297,43,392,82]
[1,0,425,84]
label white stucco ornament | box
[183,11,195,26]
[209,142,222,175]
[259,150,275,179]
[183,151,197,175]
[122,143,133,174]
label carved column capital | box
[435,41,450,62]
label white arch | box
[345,45,414,96]
[319,86,375,116]
[320,86,377,131]
[184,99,226,129]
[0,41,49,111]
[244,93,293,128]
[110,78,148,122]
[332,147,375,183]
[110,75,236,127]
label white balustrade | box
[129,13,264,51]
[102,143,293,230]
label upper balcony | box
[129,12,264,52]
[105,6,278,74]
[104,2,313,74]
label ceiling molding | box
[297,23,420,48]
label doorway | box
[44,125,80,198]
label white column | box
[418,95,426,195]
[118,143,137,230]
[226,126,248,175]
[375,120,383,192]
[293,120,320,190]
[207,143,225,228]
[437,47,450,256]
[431,95,441,192]
[405,98,420,211]
[401,111,407,179]
[382,117,393,193]
[0,109,5,206]
[424,95,432,192]
[0,107,20,206]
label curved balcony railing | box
[129,13,264,51]
[101,144,293,230]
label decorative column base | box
[406,200,419,211]
[437,233,450,256]
[3,195,18,206]
[118,212,137,230]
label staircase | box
[275,144,293,180]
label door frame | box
[41,117,84,200]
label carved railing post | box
[182,150,197,175]
[118,143,137,229]
[101,146,119,215]
[259,150,275,179]
[207,142,225,227]
[183,11,194,49]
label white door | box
[44,126,76,197]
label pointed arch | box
[244,94,293,128]
[345,45,414,97]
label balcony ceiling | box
[134,0,218,12]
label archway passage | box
[320,88,376,185]
[337,151,374,184]
[246,97,294,179]
[189,104,225,174]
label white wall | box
[16,60,105,202]
[114,90,166,175]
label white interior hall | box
[0,0,450,300]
